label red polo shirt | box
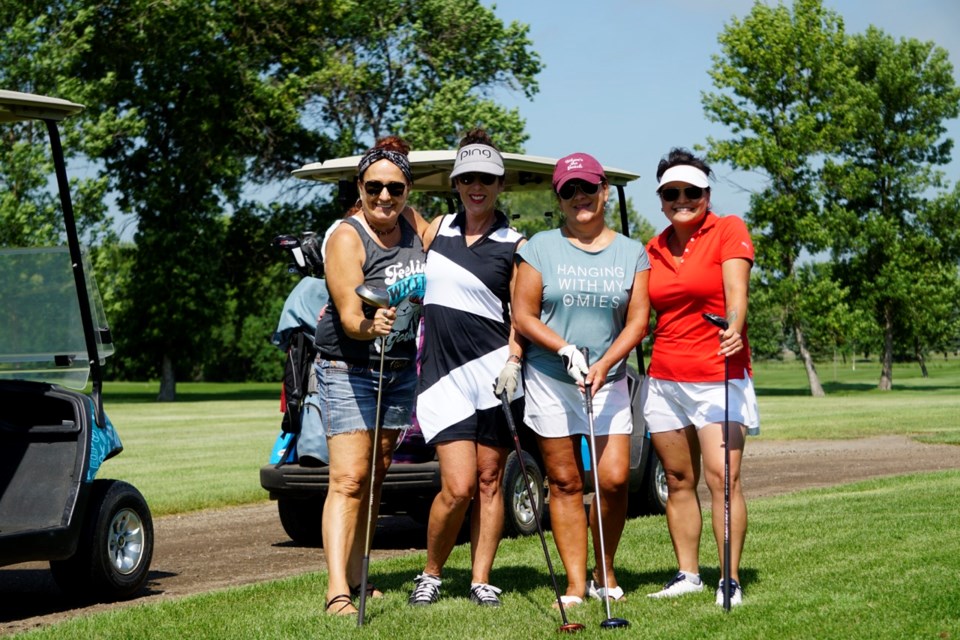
[645,212,754,382]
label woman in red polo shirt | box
[643,148,759,607]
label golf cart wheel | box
[50,480,154,601]
[502,450,545,538]
[277,495,325,546]
[628,450,668,517]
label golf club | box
[702,312,732,612]
[580,348,629,630]
[497,390,585,633]
[355,283,390,627]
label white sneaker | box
[648,571,704,599]
[715,579,743,607]
[586,578,625,601]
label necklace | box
[370,222,397,237]
[363,213,398,237]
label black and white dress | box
[416,211,524,444]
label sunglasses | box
[456,173,498,186]
[558,180,601,200]
[659,186,705,202]
[363,181,407,197]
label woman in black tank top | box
[318,138,427,615]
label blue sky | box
[485,0,960,228]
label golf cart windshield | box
[0,247,114,389]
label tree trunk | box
[158,353,177,402]
[794,322,825,397]
[915,339,929,378]
[879,306,894,391]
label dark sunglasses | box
[659,186,705,202]
[363,181,407,197]
[558,180,601,200]
[456,173,498,186]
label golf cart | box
[0,90,154,600]
[259,150,667,546]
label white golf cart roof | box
[294,150,640,193]
[0,89,84,123]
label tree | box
[5,1,542,394]
[702,0,856,396]
[0,2,112,248]
[285,0,542,154]
[61,0,316,399]
[823,27,960,389]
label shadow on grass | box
[366,563,761,605]
[103,388,279,404]
[757,380,960,396]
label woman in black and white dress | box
[408,129,525,608]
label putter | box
[702,312,732,612]
[355,284,390,627]
[580,348,629,630]
[498,390,585,633]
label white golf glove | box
[494,361,521,402]
[557,344,588,384]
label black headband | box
[357,148,413,184]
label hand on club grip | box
[494,361,521,402]
[557,344,588,384]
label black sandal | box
[350,582,383,599]
[325,593,357,616]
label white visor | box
[657,165,709,190]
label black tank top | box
[314,215,426,366]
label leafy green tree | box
[286,0,542,154]
[823,27,960,389]
[702,0,856,396]
[0,2,112,247]
[4,1,542,393]
[61,0,317,399]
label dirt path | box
[2,435,958,636]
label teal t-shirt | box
[517,229,650,383]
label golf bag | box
[271,232,329,465]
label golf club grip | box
[702,312,729,330]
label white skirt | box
[523,365,633,438]
[642,372,760,436]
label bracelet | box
[507,354,522,364]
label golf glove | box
[557,344,588,384]
[494,361,521,401]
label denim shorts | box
[315,358,417,436]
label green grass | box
[95,360,960,516]
[16,471,960,639]
[96,382,279,516]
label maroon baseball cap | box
[553,152,606,191]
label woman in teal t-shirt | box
[513,152,650,608]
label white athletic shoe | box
[716,579,744,607]
[647,571,704,599]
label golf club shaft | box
[580,349,616,623]
[499,393,576,627]
[723,354,731,611]
[358,338,386,627]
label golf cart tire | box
[502,449,545,538]
[50,480,154,601]
[277,496,325,546]
[628,451,668,517]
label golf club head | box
[355,284,390,309]
[600,617,630,630]
[702,312,729,330]
[559,622,586,633]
